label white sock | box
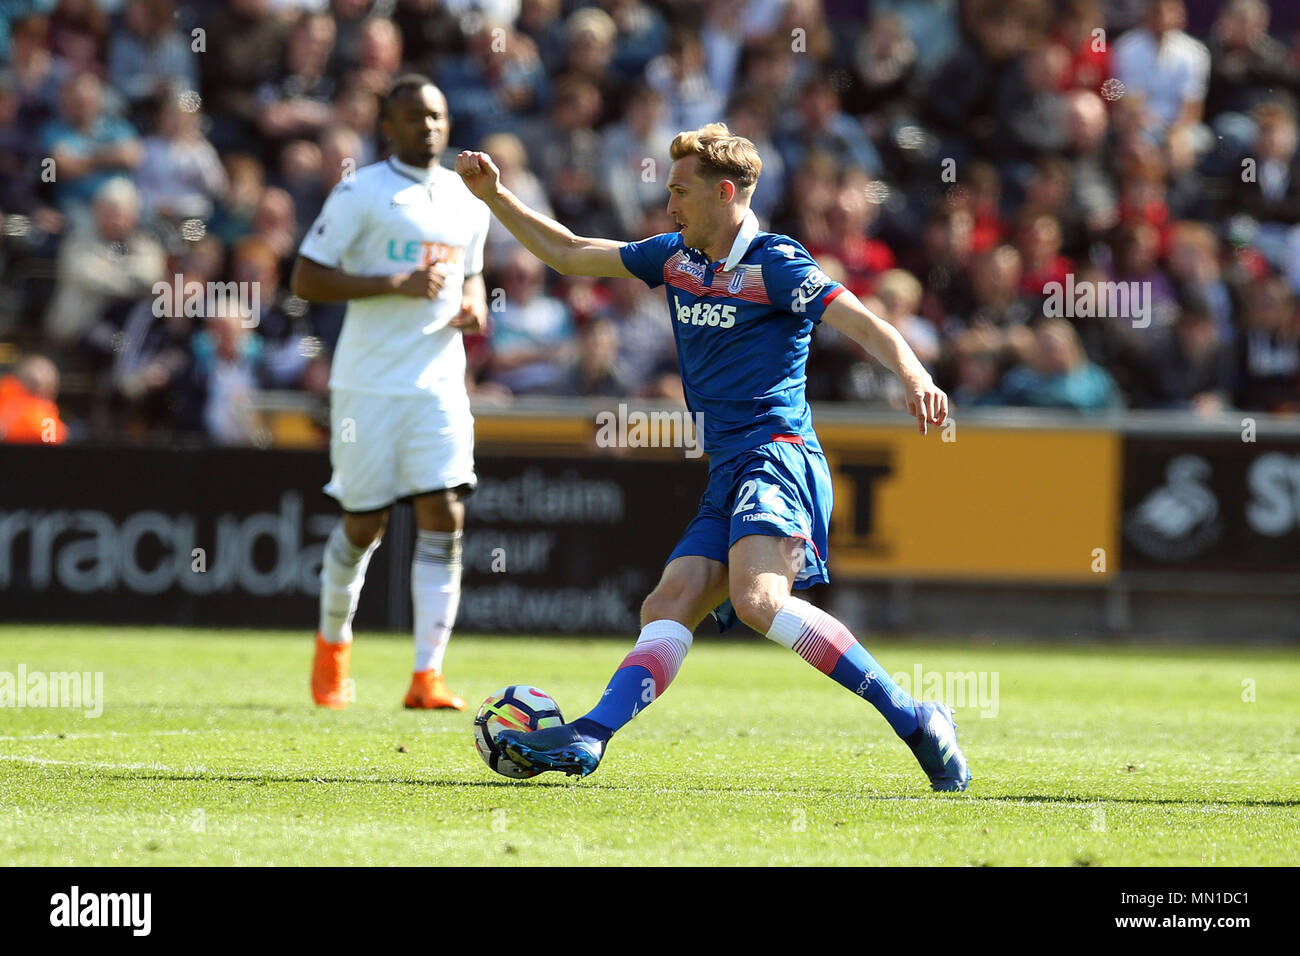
[412,529,462,672]
[319,523,379,644]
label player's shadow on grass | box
[87,770,1300,805]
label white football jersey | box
[299,158,490,397]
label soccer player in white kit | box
[290,76,490,710]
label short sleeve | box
[298,179,368,268]
[761,240,845,324]
[618,232,680,288]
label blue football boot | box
[905,702,973,792]
[497,722,605,777]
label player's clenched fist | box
[455,150,500,200]
[393,262,450,299]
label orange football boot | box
[403,670,466,710]
[311,633,352,709]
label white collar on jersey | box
[721,209,759,272]
[388,156,441,184]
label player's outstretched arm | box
[455,150,632,279]
[822,290,949,435]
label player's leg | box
[730,533,970,791]
[728,443,971,791]
[405,488,467,710]
[398,393,476,709]
[729,533,919,733]
[314,388,397,708]
[313,508,387,708]
[497,471,736,777]
[498,554,728,777]
[574,554,729,734]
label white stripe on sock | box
[764,595,813,649]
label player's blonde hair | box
[669,123,762,193]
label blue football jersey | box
[619,212,845,466]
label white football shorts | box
[323,388,477,512]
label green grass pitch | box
[1,626,1297,866]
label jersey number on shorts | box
[734,480,787,516]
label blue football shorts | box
[666,437,833,629]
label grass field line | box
[0,729,225,742]
[0,753,197,773]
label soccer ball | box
[473,685,564,779]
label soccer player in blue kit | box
[455,124,971,791]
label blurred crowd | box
[1,0,1299,446]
